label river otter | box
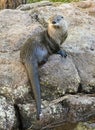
[20,15,68,120]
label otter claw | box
[57,50,67,58]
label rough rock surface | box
[0,0,95,129]
[62,2,95,92]
[0,96,17,130]
[39,55,80,100]
[66,94,95,122]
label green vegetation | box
[51,0,79,2]
[28,0,80,3]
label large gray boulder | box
[40,55,80,100]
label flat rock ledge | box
[0,0,95,130]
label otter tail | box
[25,59,41,120]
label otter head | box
[47,15,68,45]
[48,15,65,28]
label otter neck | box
[47,25,65,45]
[44,30,60,54]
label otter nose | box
[52,21,56,24]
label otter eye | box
[52,21,56,24]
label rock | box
[75,0,95,16]
[39,55,80,100]
[18,103,37,129]
[0,96,17,130]
[71,52,95,93]
[62,2,95,93]
[0,9,43,52]
[66,94,95,122]
[18,94,95,129]
[17,1,53,10]
[75,1,92,8]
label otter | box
[20,15,68,120]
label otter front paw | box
[57,50,67,58]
